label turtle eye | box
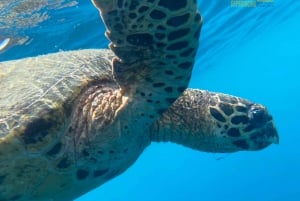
[251,108,265,121]
[249,104,272,127]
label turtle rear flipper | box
[93,0,202,120]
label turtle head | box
[151,89,279,153]
[226,102,279,151]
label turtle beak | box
[248,104,279,150]
[270,121,279,144]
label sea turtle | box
[0,0,278,200]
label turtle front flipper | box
[92,0,202,120]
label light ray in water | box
[0,38,10,52]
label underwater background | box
[0,0,299,200]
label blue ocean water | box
[1,0,300,200]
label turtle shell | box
[0,49,114,152]
[0,49,115,200]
